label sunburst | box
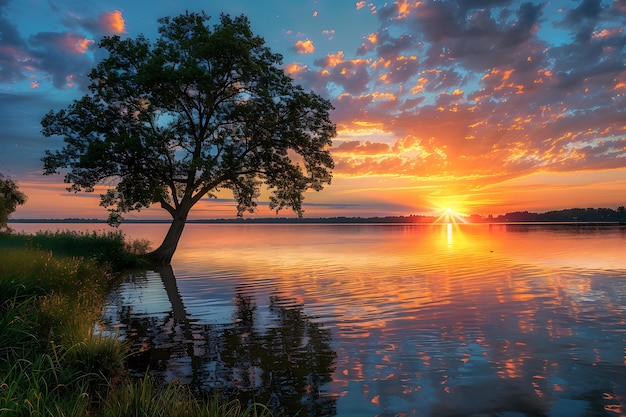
[434,207,468,224]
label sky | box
[1,0,626,220]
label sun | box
[434,207,468,224]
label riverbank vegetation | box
[0,230,150,271]
[0,231,274,416]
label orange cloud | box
[318,51,370,70]
[395,0,415,19]
[615,81,626,90]
[61,34,94,54]
[591,27,622,40]
[409,77,428,94]
[295,39,315,54]
[99,10,126,34]
[371,91,396,101]
[367,32,378,45]
[284,62,308,77]
[325,51,345,67]
[355,2,378,14]
[481,68,526,95]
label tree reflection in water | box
[106,266,337,417]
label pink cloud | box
[65,74,75,88]
[71,36,94,54]
[34,32,94,55]
[322,29,335,40]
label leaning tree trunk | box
[147,205,190,265]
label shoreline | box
[8,218,626,226]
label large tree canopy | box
[42,12,335,264]
[0,174,27,232]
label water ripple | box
[101,224,626,417]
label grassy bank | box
[0,230,150,271]
[0,231,274,417]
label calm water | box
[18,223,626,416]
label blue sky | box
[2,0,626,219]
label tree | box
[0,174,27,232]
[42,12,335,264]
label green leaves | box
[0,175,27,231]
[41,11,335,260]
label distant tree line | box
[8,208,626,225]
[491,207,626,223]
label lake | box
[15,223,626,416]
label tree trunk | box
[147,205,190,265]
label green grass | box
[0,247,125,416]
[0,229,150,271]
[102,376,275,417]
[1,347,93,417]
[0,232,277,417]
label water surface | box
[19,223,626,416]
